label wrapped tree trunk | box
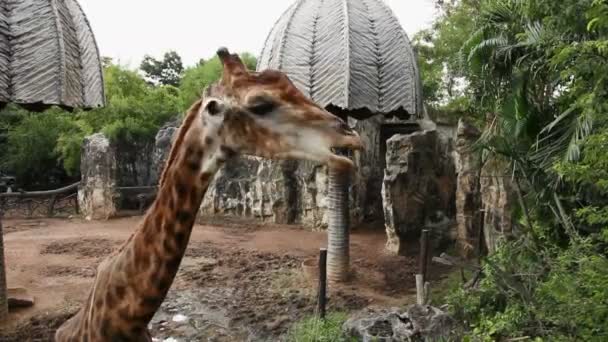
[327,155,351,283]
[0,211,8,319]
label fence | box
[0,182,80,218]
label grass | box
[429,267,474,307]
[286,312,353,342]
[270,268,314,297]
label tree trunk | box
[0,209,9,319]
[327,160,350,283]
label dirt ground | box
[0,216,451,341]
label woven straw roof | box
[257,0,422,118]
[0,0,105,111]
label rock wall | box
[381,129,456,255]
[78,133,117,220]
[150,115,386,229]
[480,157,515,253]
[151,124,179,185]
[454,119,482,258]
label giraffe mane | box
[158,98,203,187]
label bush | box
[2,109,81,188]
[446,235,608,341]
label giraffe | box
[54,48,363,342]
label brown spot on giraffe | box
[55,47,363,341]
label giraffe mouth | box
[313,130,364,171]
[327,136,364,171]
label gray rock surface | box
[480,157,515,253]
[200,157,260,218]
[78,133,117,220]
[150,115,386,229]
[151,124,179,185]
[382,130,456,254]
[454,119,481,258]
[343,305,458,341]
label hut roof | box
[0,0,105,111]
[257,0,423,118]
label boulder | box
[382,130,455,254]
[151,124,179,185]
[343,305,459,341]
[78,133,117,220]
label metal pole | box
[317,248,327,319]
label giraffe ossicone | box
[55,47,363,342]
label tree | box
[421,0,608,339]
[327,166,351,282]
[140,51,184,87]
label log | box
[432,253,481,271]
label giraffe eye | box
[248,101,276,116]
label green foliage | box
[1,109,80,188]
[413,0,480,123]
[447,236,608,341]
[424,0,608,340]
[0,51,256,189]
[287,312,351,342]
[140,51,184,87]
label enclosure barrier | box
[0,182,80,218]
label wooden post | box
[415,274,424,305]
[318,248,327,319]
[419,229,430,283]
[0,208,9,319]
[48,194,57,217]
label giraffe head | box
[203,47,363,171]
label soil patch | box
[0,309,78,342]
[41,238,119,259]
[1,217,454,341]
[42,265,96,278]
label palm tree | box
[327,157,350,283]
[462,0,606,230]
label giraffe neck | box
[58,104,230,341]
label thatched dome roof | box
[257,0,422,118]
[0,0,105,112]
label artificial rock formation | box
[78,133,117,220]
[200,157,259,218]
[454,119,481,258]
[480,156,515,253]
[151,123,179,185]
[343,305,459,341]
[382,129,456,254]
[151,115,384,229]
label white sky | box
[78,0,438,69]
